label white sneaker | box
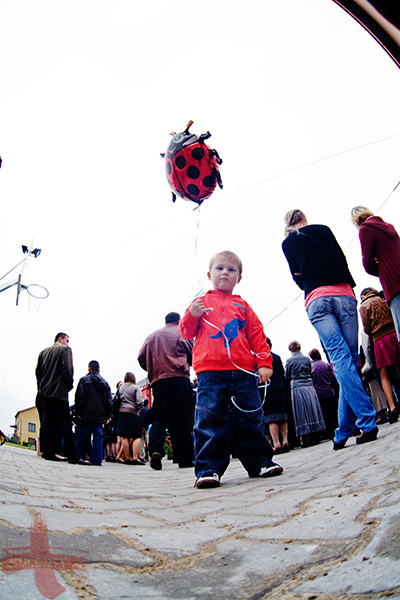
[258,464,283,477]
[195,473,220,489]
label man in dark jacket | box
[36,332,78,463]
[74,360,112,466]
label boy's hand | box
[258,366,272,383]
[189,298,208,317]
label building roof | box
[14,406,37,418]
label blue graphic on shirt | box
[210,304,246,347]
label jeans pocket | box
[341,296,357,318]
[307,298,328,323]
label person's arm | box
[282,239,304,290]
[63,347,74,391]
[245,305,273,373]
[137,341,148,371]
[277,357,285,379]
[284,360,291,381]
[183,338,194,366]
[258,366,273,383]
[74,378,84,415]
[359,227,379,276]
[179,302,203,339]
[35,355,42,389]
[359,304,371,335]
[104,384,113,420]
[135,386,144,411]
[112,389,121,418]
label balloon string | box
[201,315,270,412]
[193,205,204,297]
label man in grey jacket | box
[36,332,78,463]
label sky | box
[1,0,400,436]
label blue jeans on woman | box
[389,291,400,341]
[195,370,275,479]
[306,295,376,444]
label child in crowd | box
[179,250,283,489]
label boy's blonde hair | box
[351,206,374,227]
[209,251,243,276]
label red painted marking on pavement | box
[1,513,88,599]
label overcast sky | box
[1,0,399,435]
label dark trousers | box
[148,377,194,467]
[41,397,77,461]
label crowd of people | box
[34,206,400,488]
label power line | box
[45,133,400,285]
[207,133,400,205]
[265,178,400,327]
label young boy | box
[179,250,283,488]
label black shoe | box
[389,409,399,424]
[376,414,388,425]
[150,452,162,470]
[332,439,346,451]
[42,454,62,462]
[356,426,379,445]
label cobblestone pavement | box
[0,420,399,600]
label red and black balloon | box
[162,121,223,205]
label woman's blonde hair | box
[284,209,307,238]
[351,206,374,227]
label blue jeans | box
[195,371,275,478]
[306,296,376,444]
[75,422,103,465]
[389,291,400,341]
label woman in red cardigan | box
[351,206,400,342]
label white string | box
[202,315,271,413]
[193,204,204,294]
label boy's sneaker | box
[251,463,283,478]
[195,473,220,489]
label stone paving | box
[0,420,399,600]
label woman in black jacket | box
[282,209,377,451]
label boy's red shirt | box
[179,289,272,375]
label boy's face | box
[207,255,242,293]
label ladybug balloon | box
[162,120,223,205]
